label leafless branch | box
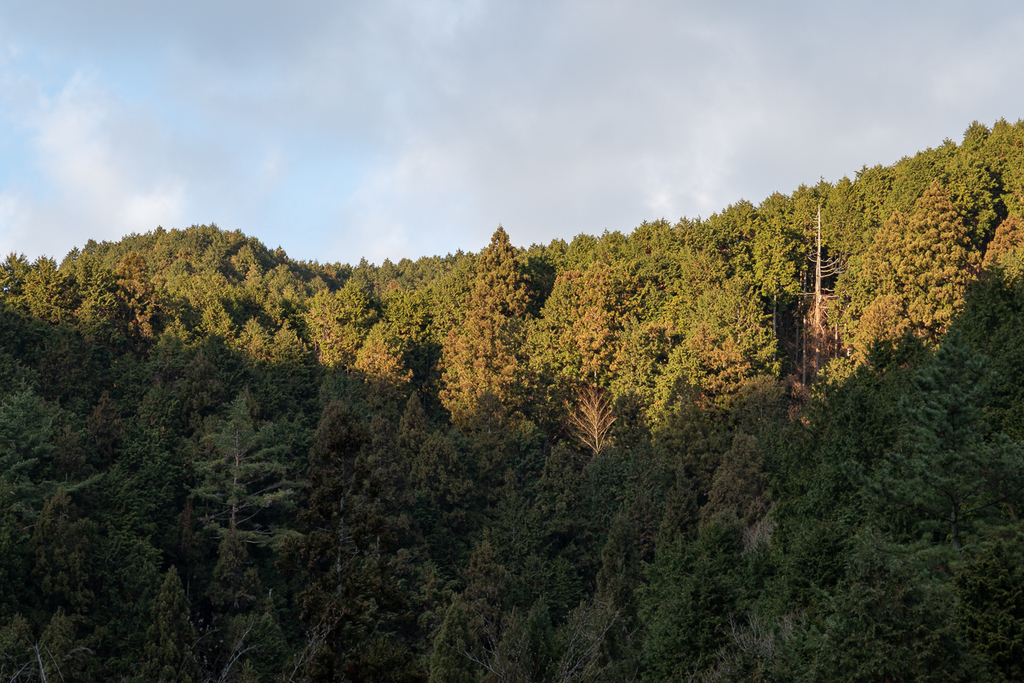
[566,386,616,457]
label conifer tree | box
[855,181,981,348]
[291,400,412,682]
[702,432,769,527]
[191,392,295,548]
[86,390,123,467]
[533,262,625,388]
[0,389,55,522]
[31,487,95,615]
[23,257,76,324]
[752,192,801,323]
[956,539,1024,681]
[790,531,982,682]
[440,227,531,427]
[982,215,1024,278]
[144,566,200,683]
[430,597,479,683]
[0,252,31,298]
[592,514,640,679]
[115,250,160,341]
[876,334,1024,551]
[0,475,24,608]
[303,284,377,369]
[640,512,745,679]
[903,181,981,335]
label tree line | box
[1,118,1023,681]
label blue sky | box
[2,0,1023,265]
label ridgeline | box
[2,119,1024,681]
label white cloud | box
[0,70,190,257]
[2,0,1024,264]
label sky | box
[1,1,1023,266]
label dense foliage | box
[2,119,1024,681]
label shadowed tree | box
[875,334,1024,551]
[144,566,201,683]
[955,539,1024,681]
[31,488,96,616]
[288,400,416,682]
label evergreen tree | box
[440,227,531,427]
[752,192,802,322]
[144,566,200,683]
[31,487,96,615]
[786,531,983,682]
[956,539,1024,681]
[0,389,55,523]
[854,181,982,349]
[875,334,1024,551]
[191,392,295,548]
[702,432,769,528]
[640,512,746,680]
[303,284,378,369]
[430,597,479,683]
[290,400,414,682]
[903,181,982,335]
[592,514,640,680]
[115,250,161,342]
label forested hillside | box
[2,119,1024,682]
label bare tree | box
[566,387,616,457]
[699,611,793,683]
[279,617,329,683]
[802,203,843,384]
[554,598,623,683]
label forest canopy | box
[2,119,1024,682]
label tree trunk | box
[950,504,962,552]
[337,495,345,595]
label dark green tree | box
[956,539,1024,681]
[785,531,984,682]
[640,512,746,680]
[430,597,479,683]
[290,400,416,682]
[143,566,201,683]
[875,334,1024,551]
[191,392,295,547]
[31,487,96,616]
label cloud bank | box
[2,0,1023,264]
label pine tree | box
[191,392,295,547]
[875,334,1024,551]
[790,531,982,682]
